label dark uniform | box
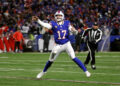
[43,31,50,52]
[82,23,102,69]
[75,30,82,52]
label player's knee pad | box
[49,52,56,62]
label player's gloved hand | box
[32,16,39,21]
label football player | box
[32,11,91,78]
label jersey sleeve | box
[49,21,53,28]
[50,21,56,31]
[37,19,52,29]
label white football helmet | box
[54,11,64,22]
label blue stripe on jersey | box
[50,20,70,44]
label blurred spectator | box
[21,22,30,38]
[8,31,15,52]
[0,0,120,52]
[3,32,10,52]
[13,28,24,53]
[75,28,82,53]
[43,28,50,52]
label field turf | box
[0,52,120,86]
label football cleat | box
[85,71,91,77]
[36,71,46,79]
[91,65,96,70]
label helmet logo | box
[58,11,60,13]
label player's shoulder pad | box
[64,20,70,23]
[50,20,55,23]
[64,20,70,25]
[50,20,54,23]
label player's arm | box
[81,28,90,42]
[81,28,90,38]
[32,16,52,29]
[96,30,103,43]
[68,25,78,35]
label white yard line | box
[0,61,120,69]
[0,68,120,76]
[43,78,120,85]
[0,57,8,58]
[1,59,120,63]
[49,70,120,76]
[24,55,120,58]
[0,68,24,71]
[0,62,10,63]
[0,76,119,85]
[77,55,120,58]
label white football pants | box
[49,41,75,62]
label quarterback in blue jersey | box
[32,11,91,79]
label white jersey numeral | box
[57,30,66,39]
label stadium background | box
[0,0,120,53]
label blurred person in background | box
[21,22,30,38]
[13,28,24,53]
[82,22,102,70]
[8,31,15,52]
[75,28,82,53]
[0,24,5,53]
[43,28,50,52]
[3,32,10,52]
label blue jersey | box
[50,20,70,44]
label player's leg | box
[84,42,91,66]
[14,42,17,52]
[4,37,10,52]
[17,42,21,52]
[37,44,62,79]
[84,52,90,65]
[44,45,62,72]
[11,39,15,52]
[66,42,91,77]
[87,42,96,69]
[11,40,15,52]
[90,43,97,69]
[90,49,95,65]
[42,52,59,72]
[0,38,4,52]
[36,60,53,79]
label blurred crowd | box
[0,0,120,53]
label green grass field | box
[0,52,120,86]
